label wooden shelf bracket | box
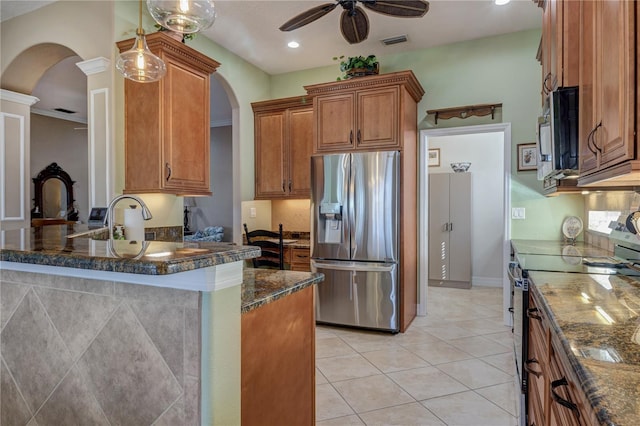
[427,103,503,124]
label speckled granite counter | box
[0,225,260,275]
[241,268,323,314]
[528,270,640,425]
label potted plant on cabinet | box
[333,55,379,80]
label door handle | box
[282,181,286,192]
[288,180,292,192]
[527,307,542,321]
[357,129,361,144]
[165,163,172,181]
[444,223,449,231]
[449,222,453,232]
[349,130,353,144]
[593,121,603,153]
[551,378,580,418]
[524,358,542,378]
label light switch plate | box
[250,207,257,218]
[512,207,526,220]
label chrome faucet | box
[104,194,153,240]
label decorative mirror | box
[32,162,78,221]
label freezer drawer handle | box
[551,377,580,418]
[312,262,395,272]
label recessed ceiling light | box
[288,41,300,48]
[495,0,511,5]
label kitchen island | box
[0,224,321,426]
[511,239,640,425]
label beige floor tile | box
[402,340,474,365]
[447,335,511,358]
[361,347,430,373]
[332,375,414,413]
[316,383,355,421]
[338,332,399,353]
[480,352,516,376]
[358,402,446,426]
[484,330,516,347]
[317,353,381,382]
[316,367,328,385]
[453,317,510,335]
[316,414,365,425]
[436,358,513,389]
[316,336,357,359]
[476,382,519,416]
[421,390,516,426]
[392,328,441,346]
[423,324,477,340]
[387,366,468,400]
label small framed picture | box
[517,143,537,171]
[428,148,440,167]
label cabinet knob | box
[165,163,172,181]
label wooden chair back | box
[243,223,284,270]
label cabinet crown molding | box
[304,70,425,103]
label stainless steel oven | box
[507,256,528,426]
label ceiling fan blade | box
[279,3,338,32]
[340,6,369,44]
[361,0,429,18]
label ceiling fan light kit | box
[280,0,429,45]
[146,0,217,34]
[116,0,167,83]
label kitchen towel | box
[124,206,145,241]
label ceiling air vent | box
[381,35,408,46]
[53,107,76,114]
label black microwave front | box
[536,86,579,181]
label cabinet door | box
[255,111,286,198]
[448,173,471,284]
[596,0,635,168]
[428,174,450,283]
[288,108,313,197]
[315,93,355,152]
[356,87,400,149]
[578,0,598,175]
[541,0,553,97]
[162,57,211,194]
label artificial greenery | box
[154,24,195,42]
[333,55,379,80]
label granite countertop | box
[528,270,640,425]
[241,268,323,314]
[0,225,260,275]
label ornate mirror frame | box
[32,162,76,220]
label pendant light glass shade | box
[116,0,166,83]
[147,0,217,34]
[116,29,167,82]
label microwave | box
[536,86,579,180]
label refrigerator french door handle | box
[311,261,395,272]
[348,156,356,258]
[352,270,360,323]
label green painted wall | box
[269,29,584,238]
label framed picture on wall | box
[517,143,537,171]
[428,148,440,167]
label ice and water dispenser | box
[318,202,343,244]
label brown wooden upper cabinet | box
[252,96,313,199]
[116,32,220,195]
[577,0,637,186]
[304,71,424,153]
[536,0,580,103]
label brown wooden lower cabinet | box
[241,286,315,426]
[527,291,598,426]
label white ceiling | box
[1,0,542,124]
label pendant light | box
[146,0,217,34]
[116,0,167,83]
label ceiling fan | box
[279,0,430,44]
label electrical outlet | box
[250,207,257,218]
[511,207,526,220]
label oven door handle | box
[507,261,523,288]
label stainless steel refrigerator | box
[310,151,400,333]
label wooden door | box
[541,0,553,97]
[162,56,211,194]
[255,111,287,198]
[356,87,400,149]
[288,107,313,197]
[315,93,355,152]
[596,0,635,168]
[561,0,580,87]
[578,0,598,175]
